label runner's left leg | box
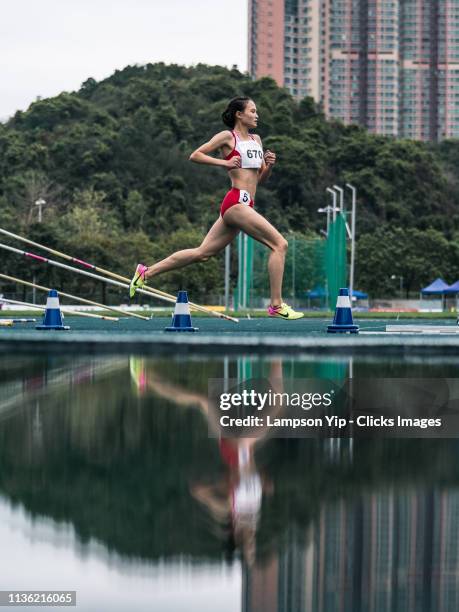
[223,205,288,306]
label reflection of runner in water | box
[131,359,283,565]
[216,438,266,563]
[220,440,263,528]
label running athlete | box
[129,96,303,319]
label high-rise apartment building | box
[248,0,459,140]
[241,489,459,611]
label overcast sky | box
[0,0,248,120]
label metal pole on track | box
[243,234,248,310]
[346,183,357,301]
[224,244,231,312]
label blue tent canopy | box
[444,280,459,294]
[352,289,368,299]
[306,286,327,299]
[421,278,450,294]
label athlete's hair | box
[222,97,252,128]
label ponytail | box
[221,96,251,128]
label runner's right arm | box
[189,131,241,169]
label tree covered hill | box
[0,62,458,298]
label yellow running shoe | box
[268,302,304,320]
[129,263,148,298]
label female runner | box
[129,96,303,319]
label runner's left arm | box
[255,136,276,183]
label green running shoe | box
[129,263,148,298]
[268,302,304,320]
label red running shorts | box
[220,188,254,217]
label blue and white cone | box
[165,290,198,332]
[327,288,359,334]
[36,289,70,330]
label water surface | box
[1,353,458,611]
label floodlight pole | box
[35,198,46,223]
[334,184,352,239]
[346,184,357,300]
[333,185,344,215]
[317,206,333,236]
[326,187,338,221]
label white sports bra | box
[225,130,264,170]
[231,446,262,524]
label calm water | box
[1,353,459,611]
